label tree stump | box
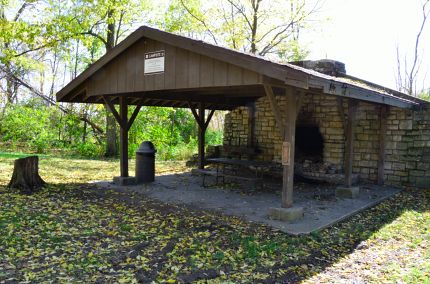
[8,156,46,194]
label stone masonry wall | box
[223,93,430,188]
[353,102,380,181]
[384,106,430,188]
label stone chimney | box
[289,59,346,77]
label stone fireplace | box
[295,125,324,163]
[223,60,430,188]
[294,125,340,180]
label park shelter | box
[57,26,430,212]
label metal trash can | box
[135,141,157,183]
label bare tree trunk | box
[49,49,59,99]
[104,7,119,157]
[105,107,118,156]
[396,0,430,96]
[5,63,17,104]
[8,156,46,194]
[82,108,88,143]
[250,0,261,54]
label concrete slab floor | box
[94,173,401,235]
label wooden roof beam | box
[309,77,416,109]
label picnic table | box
[195,158,273,187]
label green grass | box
[0,151,46,159]
[0,153,429,283]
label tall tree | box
[0,0,105,138]
[52,0,152,156]
[165,0,321,60]
[0,0,41,105]
[396,0,430,96]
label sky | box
[303,0,430,91]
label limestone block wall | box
[353,102,380,181]
[225,93,347,166]
[223,93,430,188]
[297,94,345,167]
[384,106,430,187]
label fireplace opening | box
[294,125,344,183]
[295,126,324,163]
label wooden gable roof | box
[56,26,422,110]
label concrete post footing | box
[268,206,304,222]
[113,176,137,186]
[336,186,360,198]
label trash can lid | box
[136,141,157,154]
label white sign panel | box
[144,50,165,75]
[282,142,290,166]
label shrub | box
[75,142,104,158]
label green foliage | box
[1,0,309,161]
[0,101,222,160]
[206,128,223,145]
[0,99,98,156]
[161,0,206,35]
[129,107,201,160]
[418,90,430,101]
[163,0,318,59]
[75,142,104,158]
[0,101,59,153]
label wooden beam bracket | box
[264,84,285,138]
[188,101,214,131]
[126,101,143,131]
[203,109,215,130]
[188,102,204,129]
[103,96,143,131]
[103,96,123,128]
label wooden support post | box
[282,88,297,208]
[198,103,205,169]
[337,97,346,131]
[189,102,211,170]
[264,85,299,208]
[247,102,256,147]
[119,96,129,177]
[295,91,304,117]
[345,99,358,187]
[103,96,143,181]
[378,105,388,185]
